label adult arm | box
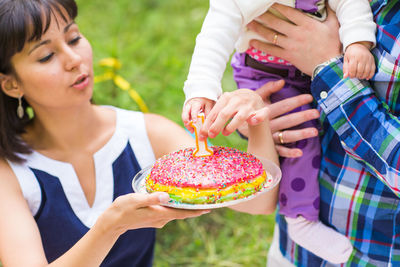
[230,117,280,214]
[0,115,206,267]
[236,80,320,158]
[311,57,400,197]
[249,4,400,197]
[201,89,279,214]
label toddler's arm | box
[182,0,270,124]
[328,0,376,79]
[328,0,376,51]
[343,41,375,79]
[182,0,243,124]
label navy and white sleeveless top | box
[8,107,156,266]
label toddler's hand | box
[201,89,267,139]
[343,42,375,80]
[182,97,215,132]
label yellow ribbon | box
[94,58,149,113]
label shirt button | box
[320,91,328,99]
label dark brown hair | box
[0,0,78,162]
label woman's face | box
[10,11,93,112]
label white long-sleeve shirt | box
[183,0,376,102]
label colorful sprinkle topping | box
[148,146,264,189]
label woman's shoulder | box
[143,113,195,158]
[0,158,24,197]
[109,108,176,137]
[0,158,17,179]
[143,112,170,125]
[103,106,144,126]
[143,113,182,138]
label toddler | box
[182,0,376,264]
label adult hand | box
[247,4,342,75]
[237,81,320,158]
[103,192,209,235]
[259,81,320,157]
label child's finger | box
[348,59,357,78]
[202,96,228,139]
[207,93,242,138]
[181,103,192,125]
[248,107,270,125]
[362,63,371,80]
[222,109,252,136]
[208,106,234,138]
[369,67,375,80]
[182,105,194,133]
[190,102,203,123]
[203,101,214,118]
[356,61,365,79]
[368,58,376,80]
[343,58,349,78]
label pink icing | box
[149,146,264,189]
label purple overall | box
[232,52,321,221]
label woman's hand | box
[102,192,209,235]
[237,81,320,158]
[247,4,341,75]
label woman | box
[0,0,285,266]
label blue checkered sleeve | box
[311,54,400,197]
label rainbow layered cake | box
[145,146,270,204]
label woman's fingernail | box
[158,193,170,203]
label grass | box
[1,1,277,266]
[77,0,248,149]
[75,0,277,266]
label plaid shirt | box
[278,0,400,266]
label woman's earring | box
[17,95,24,119]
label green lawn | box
[76,0,276,266]
[1,1,277,266]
